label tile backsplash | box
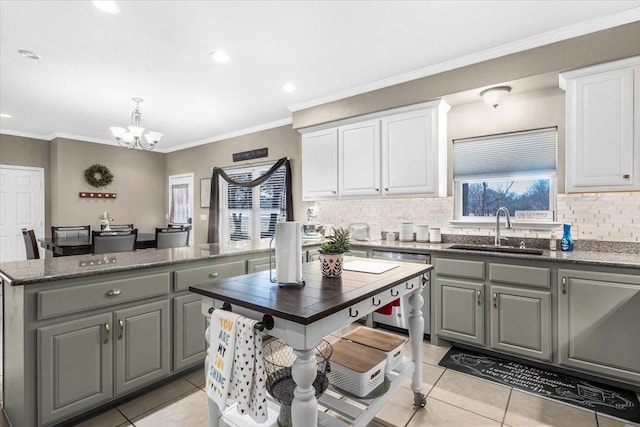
[315,191,640,243]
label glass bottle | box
[560,224,574,252]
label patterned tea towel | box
[230,316,268,423]
[206,310,240,410]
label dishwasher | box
[371,250,430,337]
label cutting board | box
[343,260,399,274]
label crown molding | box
[162,117,293,153]
[0,128,54,141]
[287,8,640,112]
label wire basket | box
[263,339,333,427]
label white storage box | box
[327,339,387,398]
[342,326,407,373]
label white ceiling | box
[1,1,639,153]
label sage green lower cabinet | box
[435,278,484,345]
[307,248,321,262]
[38,313,113,426]
[114,301,170,395]
[558,269,640,384]
[490,285,552,361]
[247,256,275,273]
[174,294,207,370]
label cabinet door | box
[558,269,640,383]
[302,128,339,200]
[435,278,484,346]
[174,294,207,371]
[566,67,635,191]
[490,285,551,361]
[114,300,170,395]
[382,108,437,195]
[174,259,247,291]
[38,313,113,425]
[339,120,381,197]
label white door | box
[168,173,194,245]
[0,165,44,261]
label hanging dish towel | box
[230,316,268,423]
[206,310,240,410]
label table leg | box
[291,348,318,427]
[408,286,426,408]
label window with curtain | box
[169,183,190,224]
[222,164,287,243]
[453,128,557,220]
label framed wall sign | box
[233,147,268,162]
[200,178,211,208]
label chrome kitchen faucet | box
[495,206,512,246]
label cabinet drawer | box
[174,260,246,291]
[489,263,550,289]
[38,273,170,320]
[436,258,484,279]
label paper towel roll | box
[275,221,303,284]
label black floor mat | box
[438,347,640,423]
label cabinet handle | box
[104,323,110,344]
[375,188,380,192]
[493,293,497,308]
[209,271,219,278]
[106,288,121,297]
[385,188,389,191]
[623,174,631,179]
[562,277,567,294]
[332,190,337,194]
[118,319,124,339]
[476,290,481,305]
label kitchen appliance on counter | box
[371,250,430,337]
[302,207,323,241]
[348,222,381,241]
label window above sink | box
[452,127,558,226]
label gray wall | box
[0,133,52,231]
[49,138,166,235]
[165,125,303,245]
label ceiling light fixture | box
[18,49,40,60]
[210,50,230,63]
[92,1,121,14]
[281,83,296,93]
[0,113,12,118]
[110,98,162,151]
[480,86,511,108]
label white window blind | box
[223,164,287,243]
[453,128,557,178]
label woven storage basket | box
[343,326,407,373]
[327,339,387,397]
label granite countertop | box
[1,238,638,286]
[352,240,640,269]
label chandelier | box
[109,97,163,150]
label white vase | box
[319,253,344,277]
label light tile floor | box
[2,325,638,427]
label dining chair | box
[155,227,190,249]
[168,223,191,230]
[91,229,137,254]
[22,228,40,260]
[109,224,134,230]
[51,225,91,239]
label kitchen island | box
[189,258,432,427]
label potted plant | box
[318,228,350,277]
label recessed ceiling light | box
[282,83,296,93]
[0,113,12,118]
[210,50,230,63]
[93,1,121,14]
[18,49,40,60]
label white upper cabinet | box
[301,128,338,200]
[561,56,640,192]
[382,104,447,196]
[339,120,381,197]
[300,100,449,200]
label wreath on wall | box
[84,164,114,188]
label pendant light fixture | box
[110,98,163,150]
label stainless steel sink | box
[448,244,544,255]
